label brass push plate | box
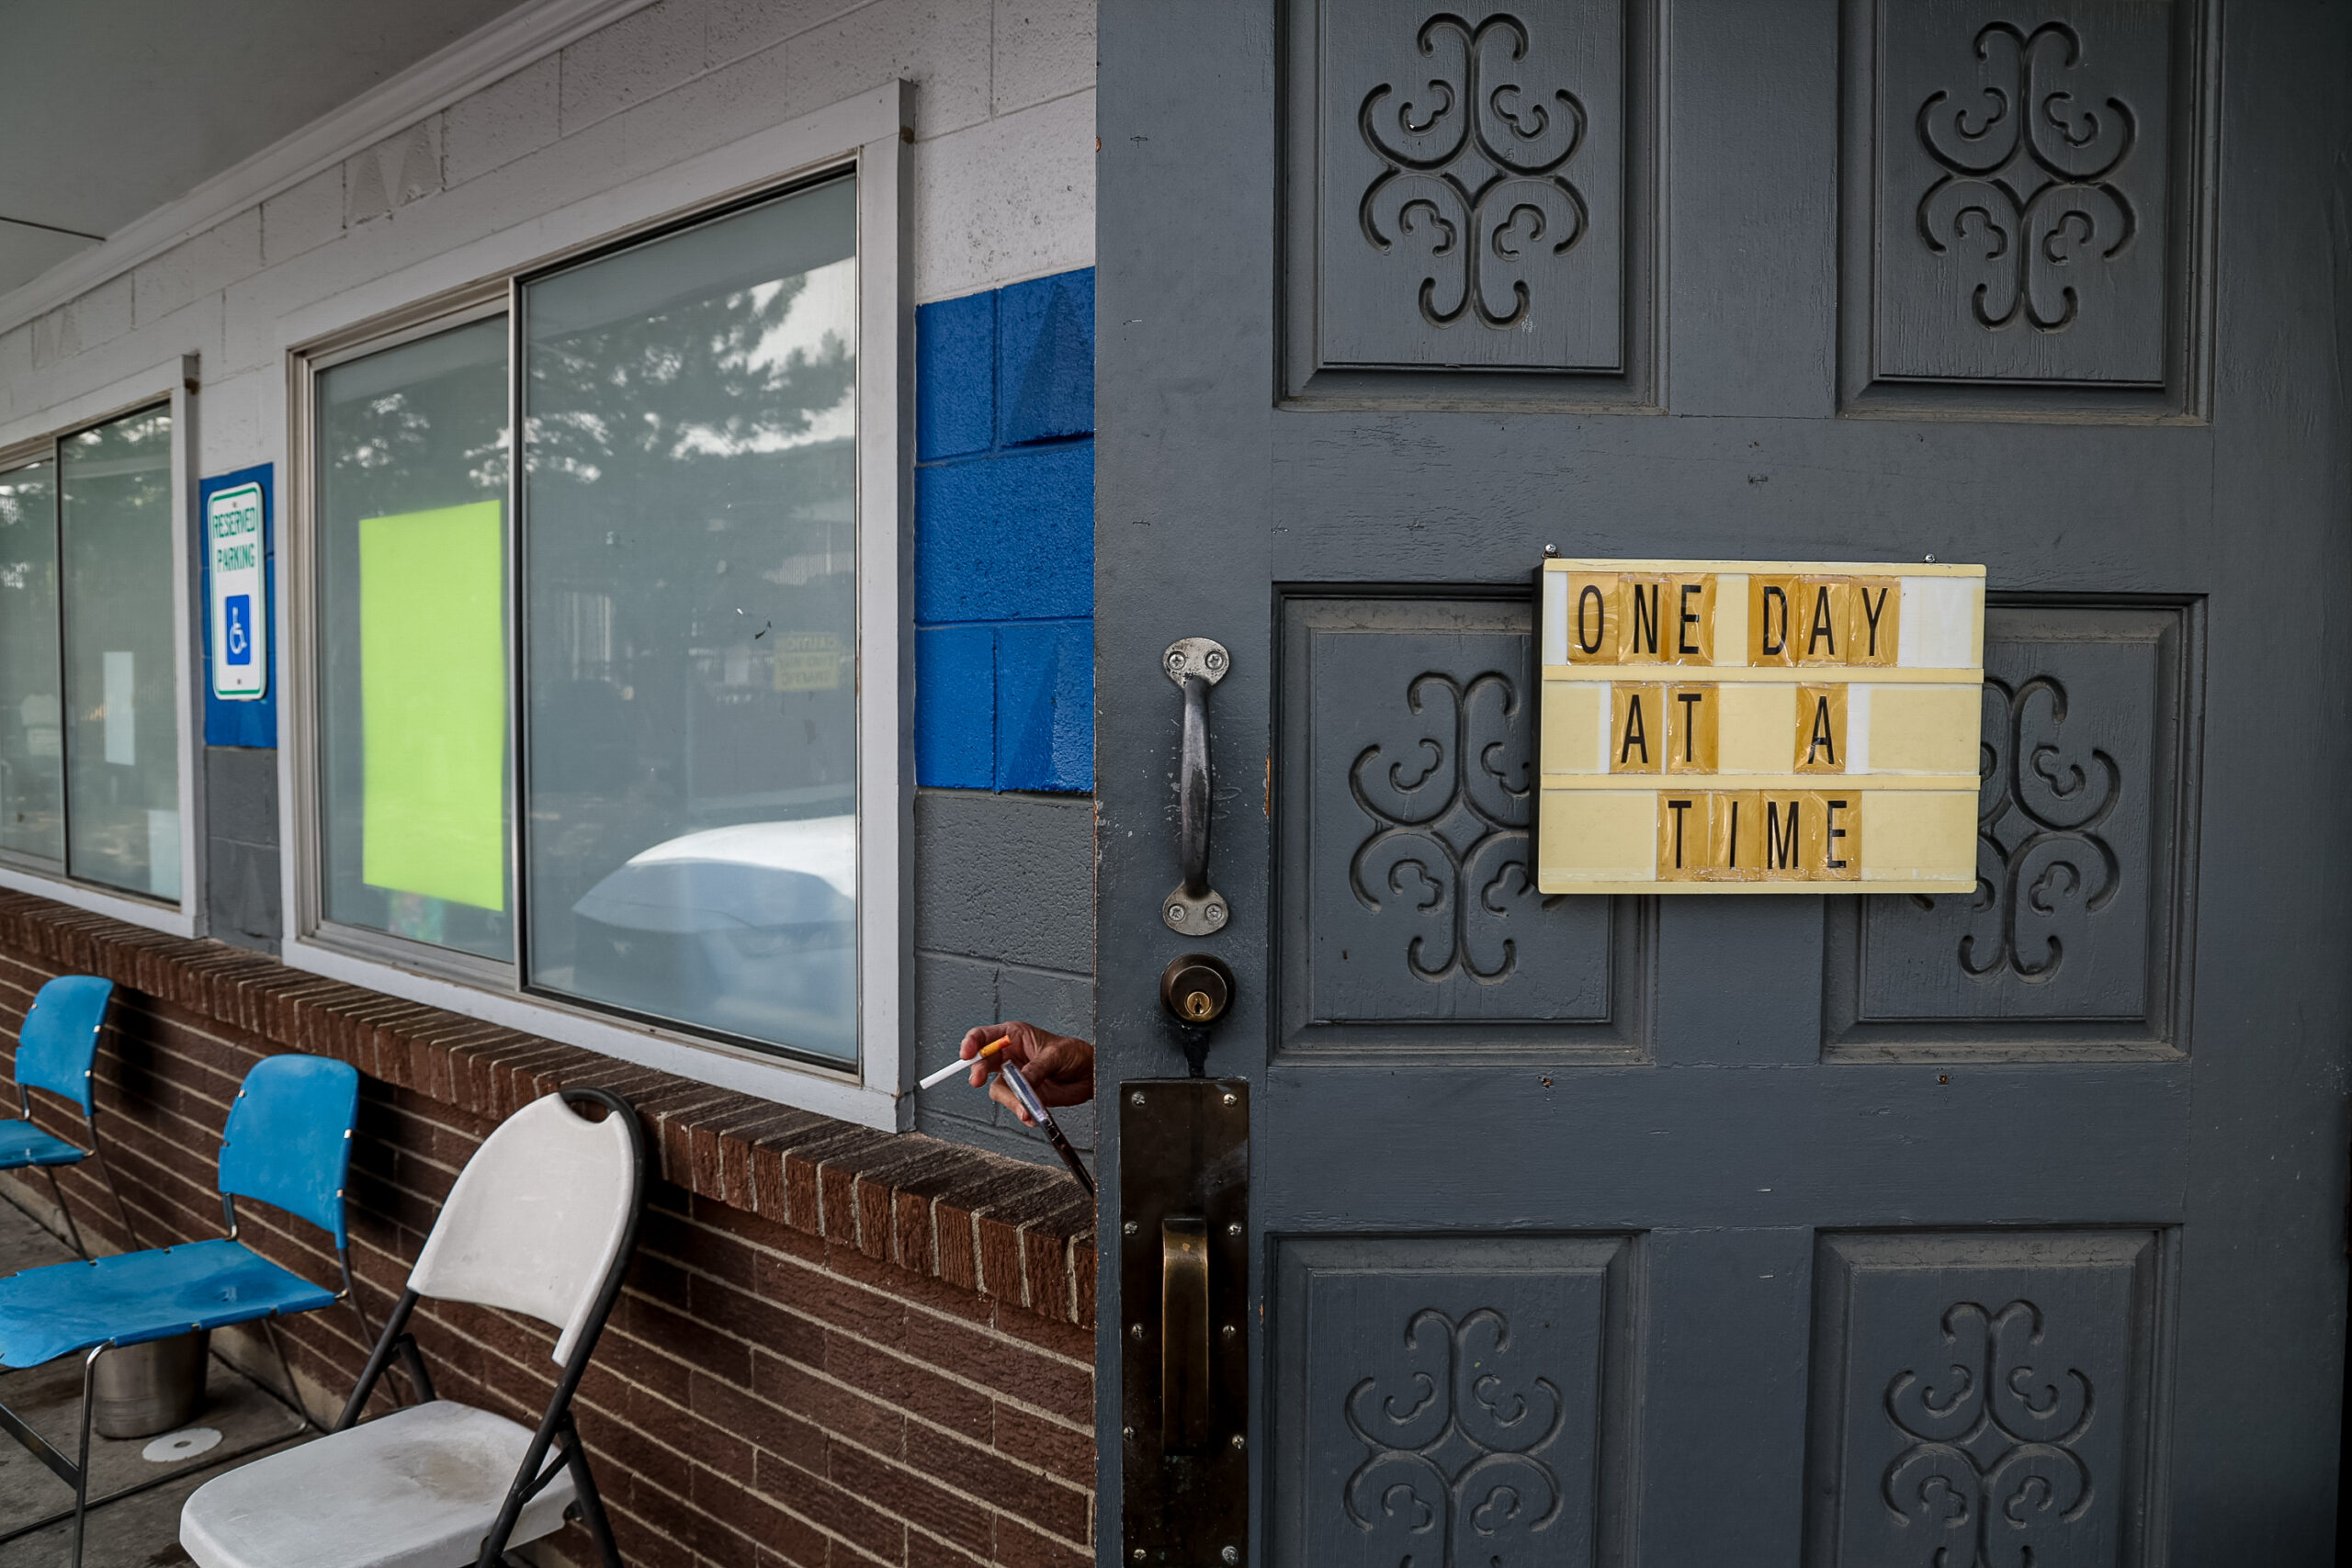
[1120,1077,1249,1568]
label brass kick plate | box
[1120,1078,1249,1568]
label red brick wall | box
[0,895,1098,1568]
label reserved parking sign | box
[207,480,266,701]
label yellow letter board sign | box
[1535,558,1985,894]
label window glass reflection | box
[0,459,61,864]
[315,318,513,959]
[62,408,178,899]
[522,176,859,1062]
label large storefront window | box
[521,175,859,1061]
[314,318,511,962]
[0,401,186,908]
[0,457,62,864]
[309,174,865,1068]
[59,407,180,901]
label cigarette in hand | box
[918,1037,1007,1090]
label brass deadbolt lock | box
[1159,953,1235,1025]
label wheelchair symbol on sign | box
[222,595,254,667]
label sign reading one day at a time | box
[1534,558,1985,895]
[207,480,266,701]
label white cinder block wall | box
[0,0,1097,468]
[0,0,1098,1145]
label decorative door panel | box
[1102,1,2352,1561]
[1840,0,2214,415]
[1805,1231,2168,1568]
[1271,1236,1638,1568]
[1282,0,1658,404]
[1277,596,1645,1059]
[1824,600,2199,1057]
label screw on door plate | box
[1163,637,1230,686]
[1163,886,1227,935]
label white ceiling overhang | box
[0,0,658,334]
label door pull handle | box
[1161,1217,1211,1451]
[1163,638,1229,935]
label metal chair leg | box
[86,1141,138,1249]
[566,1434,624,1568]
[335,1244,388,1407]
[260,1317,322,1431]
[69,1345,100,1568]
[40,1167,85,1259]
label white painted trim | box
[0,356,203,937]
[170,375,205,928]
[287,942,898,1130]
[277,344,316,988]
[855,82,917,1111]
[0,868,196,941]
[0,0,661,339]
[275,84,917,1129]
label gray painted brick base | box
[205,746,281,953]
[910,787,1097,1162]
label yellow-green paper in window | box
[359,501,505,911]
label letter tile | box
[1806,791,1862,880]
[1666,683,1718,773]
[1798,577,1853,664]
[1750,575,1799,665]
[1657,795,1706,880]
[1611,683,1665,773]
[1566,573,1620,665]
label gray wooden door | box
[1093,3,2352,1563]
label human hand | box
[957,1021,1094,1124]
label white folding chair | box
[178,1087,646,1568]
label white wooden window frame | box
[0,358,204,939]
[272,84,914,1131]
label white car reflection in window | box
[570,817,855,1061]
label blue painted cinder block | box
[914,267,1095,792]
[997,271,1093,447]
[996,619,1092,792]
[915,444,1093,625]
[916,290,994,461]
[915,625,996,788]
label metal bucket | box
[91,1331,209,1439]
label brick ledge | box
[0,891,1097,1326]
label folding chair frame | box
[221,1187,379,1416]
[332,1087,646,1568]
[0,1055,367,1568]
[14,1078,139,1261]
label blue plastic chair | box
[0,1054,365,1568]
[0,976,133,1258]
